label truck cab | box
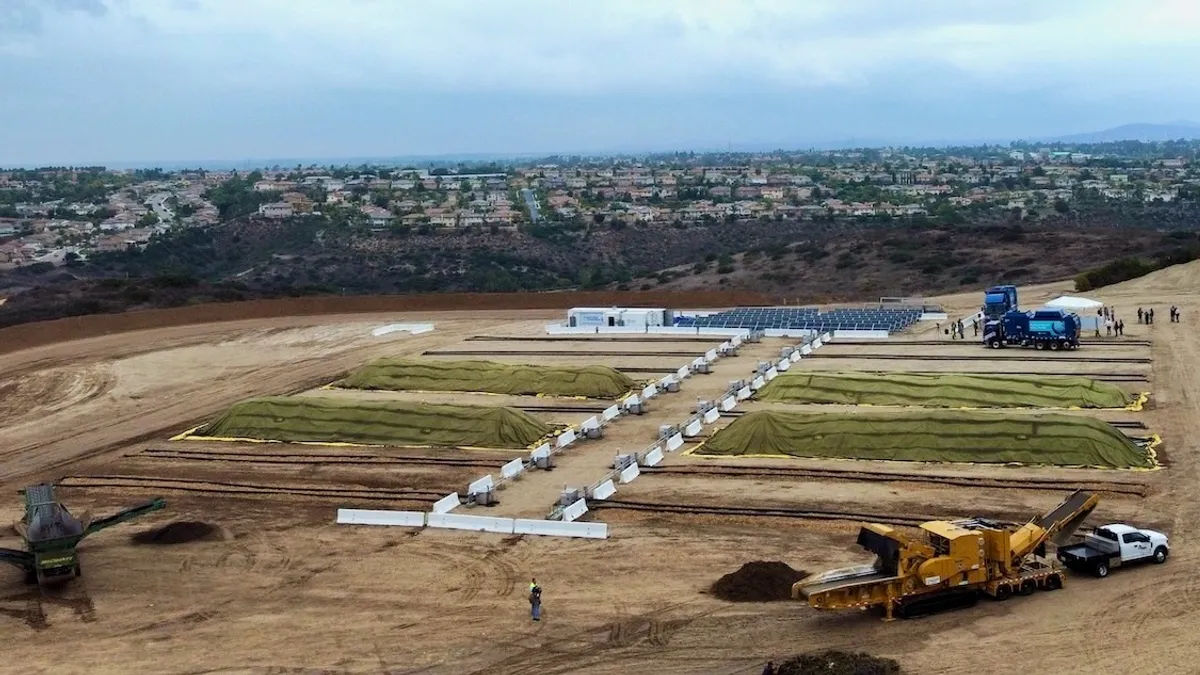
[1057,524,1169,578]
[983,285,1019,321]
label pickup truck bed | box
[1057,543,1108,564]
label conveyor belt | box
[800,571,896,597]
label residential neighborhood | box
[1,142,1198,270]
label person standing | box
[762,661,776,675]
[1137,308,1143,324]
[1149,308,1155,325]
[529,579,542,622]
[1118,320,1124,336]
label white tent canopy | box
[1044,295,1103,310]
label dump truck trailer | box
[794,490,1099,620]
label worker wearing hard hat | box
[529,578,542,621]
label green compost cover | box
[698,410,1152,468]
[196,396,553,448]
[337,359,638,398]
[757,371,1133,409]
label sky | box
[2,0,1200,166]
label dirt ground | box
[0,270,1198,675]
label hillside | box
[3,205,1200,328]
[644,223,1197,299]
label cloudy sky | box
[3,0,1199,165]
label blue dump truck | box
[983,309,1081,350]
[983,285,1019,320]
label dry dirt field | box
[0,267,1198,675]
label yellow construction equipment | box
[793,490,1100,620]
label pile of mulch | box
[776,650,903,675]
[710,561,808,602]
[131,521,219,545]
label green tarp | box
[698,410,1152,468]
[337,359,637,398]
[757,372,1133,409]
[196,396,553,448]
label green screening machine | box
[0,483,165,586]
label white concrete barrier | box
[619,462,641,484]
[666,433,684,452]
[337,509,426,526]
[644,446,664,467]
[704,349,718,363]
[432,492,460,514]
[676,365,691,380]
[790,349,802,362]
[777,359,790,371]
[622,395,641,410]
[371,323,434,337]
[702,407,720,424]
[720,396,737,412]
[530,443,551,461]
[580,416,600,431]
[556,429,577,448]
[683,419,703,437]
[641,384,658,400]
[501,458,524,480]
[427,513,514,534]
[833,329,889,339]
[512,519,608,539]
[732,335,743,347]
[821,332,832,342]
[800,345,812,355]
[751,376,766,391]
[812,338,824,349]
[658,375,676,389]
[592,479,616,500]
[763,328,817,338]
[562,498,589,522]
[467,475,494,496]
[765,367,779,381]
[691,357,706,371]
[736,386,752,401]
[602,405,621,422]
[720,341,731,352]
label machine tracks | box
[639,465,1149,497]
[587,497,933,526]
[0,582,97,630]
[57,474,444,503]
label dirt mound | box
[776,650,903,675]
[710,561,807,602]
[131,521,219,545]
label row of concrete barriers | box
[336,508,608,539]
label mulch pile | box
[776,650,903,675]
[131,521,219,545]
[710,561,808,602]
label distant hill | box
[1047,122,1200,143]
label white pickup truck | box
[1057,523,1169,578]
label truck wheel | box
[1045,574,1063,591]
[994,585,1011,601]
[989,339,1002,349]
[1050,341,1062,351]
[1154,547,1168,564]
[1019,580,1037,596]
[1094,563,1109,578]
[1035,342,1045,350]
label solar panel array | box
[674,306,922,332]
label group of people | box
[939,318,977,340]
[1135,306,1182,325]
[1096,306,1125,337]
